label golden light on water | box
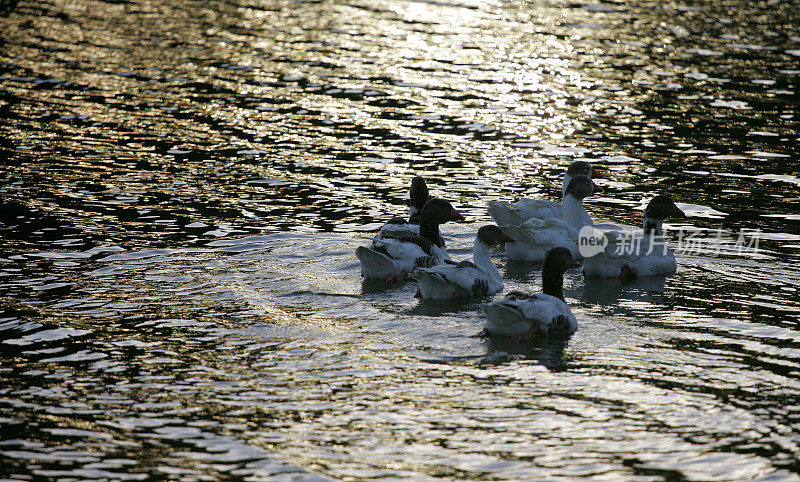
[1,0,799,478]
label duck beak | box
[591,169,604,179]
[591,180,603,194]
[673,203,686,218]
[501,231,516,242]
[450,208,465,221]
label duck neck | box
[409,206,420,223]
[473,239,501,281]
[642,217,663,236]
[419,217,444,247]
[542,269,565,301]
[561,173,572,199]
[562,194,592,230]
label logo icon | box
[578,226,608,258]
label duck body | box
[413,260,498,300]
[502,218,579,261]
[358,198,462,282]
[482,292,576,338]
[378,219,420,238]
[581,195,685,278]
[500,175,601,262]
[412,225,513,299]
[487,199,562,228]
[357,236,448,280]
[487,161,599,227]
[582,232,676,278]
[480,247,579,341]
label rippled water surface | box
[2,0,800,479]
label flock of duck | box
[355,161,686,342]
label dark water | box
[2,0,800,479]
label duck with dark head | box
[379,176,430,238]
[412,225,515,300]
[488,160,603,227]
[480,247,579,342]
[582,194,686,279]
[502,174,603,262]
[357,198,464,284]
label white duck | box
[356,198,464,283]
[501,175,603,261]
[582,195,686,279]
[480,247,579,341]
[378,176,429,238]
[411,225,516,300]
[487,161,601,226]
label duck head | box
[563,161,603,196]
[408,176,430,221]
[542,247,579,301]
[418,198,464,246]
[565,174,603,201]
[477,224,516,247]
[643,195,685,236]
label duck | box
[500,174,603,261]
[356,198,464,283]
[480,247,579,341]
[487,161,601,227]
[411,225,516,300]
[379,176,430,238]
[581,194,686,279]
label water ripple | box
[1,0,800,479]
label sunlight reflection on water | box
[1,0,799,479]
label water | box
[1,0,799,479]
